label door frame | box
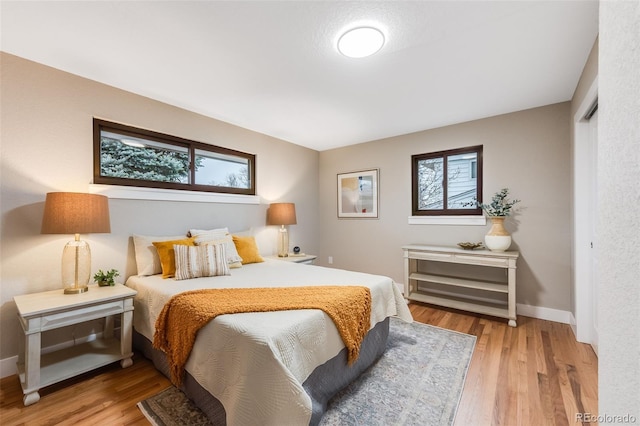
[572,77,598,346]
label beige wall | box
[0,53,320,361]
[319,102,572,312]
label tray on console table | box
[402,244,519,327]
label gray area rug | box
[137,318,476,426]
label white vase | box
[484,217,512,252]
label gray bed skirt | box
[133,317,390,426]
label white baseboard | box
[569,312,578,338]
[1,355,18,379]
[402,294,571,325]
[516,303,572,324]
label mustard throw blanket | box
[153,286,372,385]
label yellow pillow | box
[232,235,264,265]
[152,237,196,278]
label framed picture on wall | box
[337,169,379,218]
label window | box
[93,119,255,195]
[411,145,483,216]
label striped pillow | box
[189,228,243,268]
[174,243,230,281]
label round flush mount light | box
[337,27,385,58]
[120,138,146,148]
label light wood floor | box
[0,303,597,426]
[409,304,598,426]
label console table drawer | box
[453,254,511,268]
[406,250,511,268]
[405,251,453,262]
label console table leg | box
[507,264,517,328]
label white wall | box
[598,1,640,421]
[570,38,598,323]
[0,53,320,363]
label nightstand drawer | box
[265,254,317,264]
[21,301,125,333]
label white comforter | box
[127,259,412,425]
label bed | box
[127,256,412,425]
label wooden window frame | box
[93,119,256,195]
[411,145,483,216]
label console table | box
[13,284,136,405]
[402,244,519,327]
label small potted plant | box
[93,269,120,287]
[477,188,521,217]
[479,188,521,252]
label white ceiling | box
[1,1,599,151]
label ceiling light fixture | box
[121,138,146,148]
[337,27,385,58]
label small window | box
[194,149,250,189]
[412,145,483,216]
[93,119,255,195]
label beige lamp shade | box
[41,192,111,294]
[41,192,111,234]
[267,203,297,226]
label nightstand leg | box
[119,308,133,368]
[23,391,40,406]
[22,332,41,406]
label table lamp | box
[267,203,297,257]
[41,192,111,294]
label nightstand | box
[13,284,137,406]
[266,254,317,265]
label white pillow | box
[133,234,186,276]
[231,228,254,237]
[174,243,230,280]
[189,227,243,268]
[189,227,229,240]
